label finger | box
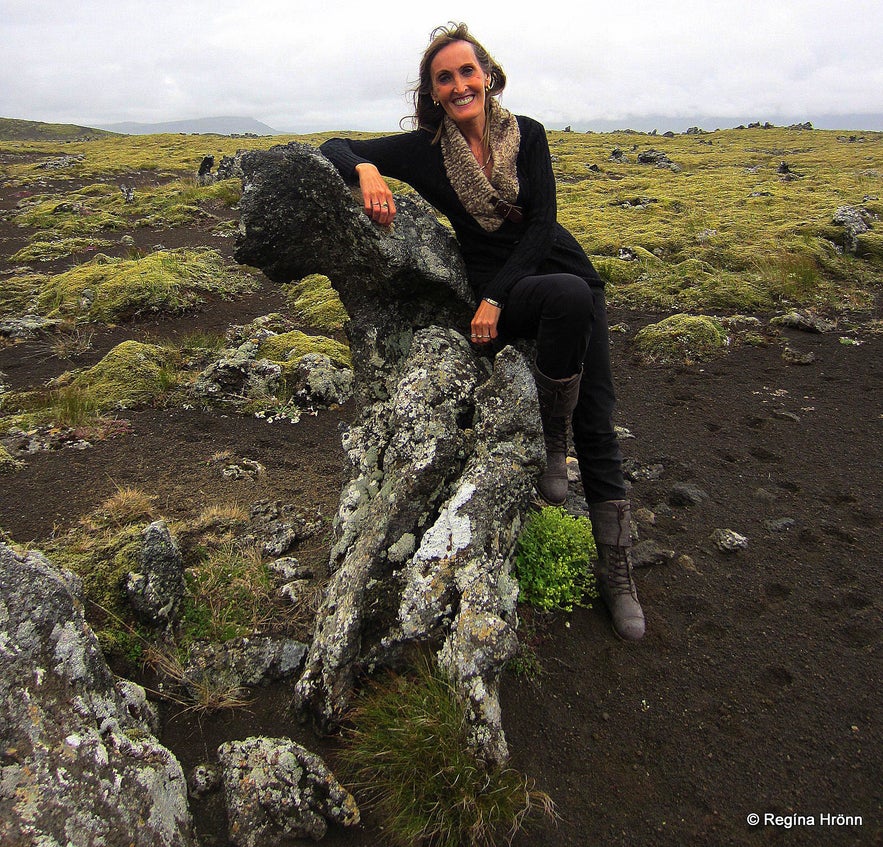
[366,197,393,224]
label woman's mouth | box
[452,94,475,107]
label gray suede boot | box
[588,500,645,641]
[534,368,581,506]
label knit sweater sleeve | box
[481,118,558,304]
[319,134,419,185]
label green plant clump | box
[31,248,256,323]
[10,236,114,263]
[0,275,44,317]
[0,341,177,433]
[257,329,352,368]
[283,274,349,333]
[514,507,597,612]
[180,543,278,643]
[66,340,180,409]
[339,656,554,847]
[633,314,729,365]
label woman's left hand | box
[470,299,501,344]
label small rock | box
[631,540,675,568]
[677,554,698,572]
[668,483,709,508]
[711,528,749,552]
[634,507,656,526]
[268,556,313,581]
[765,517,796,533]
[184,637,309,689]
[189,763,222,797]
[782,346,816,365]
[125,520,185,626]
[0,315,62,339]
[222,458,265,479]
[623,458,664,482]
[753,487,779,502]
[771,311,835,333]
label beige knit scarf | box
[440,98,521,232]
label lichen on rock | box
[216,736,359,846]
[235,141,544,763]
[0,541,194,846]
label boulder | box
[0,542,194,846]
[192,342,283,403]
[234,141,475,401]
[637,149,680,171]
[832,205,872,253]
[217,737,359,845]
[234,142,544,764]
[183,636,309,690]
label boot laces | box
[603,545,637,598]
[542,415,568,454]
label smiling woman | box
[319,22,646,641]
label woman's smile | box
[431,41,489,130]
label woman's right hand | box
[355,163,396,225]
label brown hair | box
[409,22,507,143]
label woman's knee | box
[545,274,595,323]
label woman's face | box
[430,40,490,131]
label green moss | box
[14,197,125,235]
[5,126,881,314]
[0,443,25,474]
[634,314,729,365]
[10,177,241,233]
[549,127,883,312]
[856,231,883,264]
[283,274,349,332]
[10,236,114,263]
[257,330,351,368]
[33,248,256,323]
[43,522,146,650]
[0,275,44,317]
[66,340,178,409]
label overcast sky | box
[3,0,883,132]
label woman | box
[320,23,645,641]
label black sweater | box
[319,115,602,305]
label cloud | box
[1,0,882,131]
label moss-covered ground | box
[4,124,878,312]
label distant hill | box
[0,117,117,141]
[94,116,281,136]
[565,112,883,134]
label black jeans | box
[496,273,627,504]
